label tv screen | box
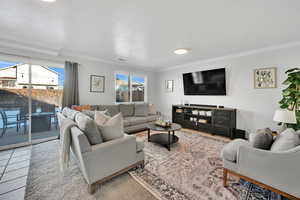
[183,68,226,95]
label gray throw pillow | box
[120,104,134,117]
[249,128,273,150]
[271,128,300,152]
[82,109,108,119]
[97,113,124,142]
[75,113,103,145]
[62,107,79,121]
[134,103,149,117]
[99,105,119,116]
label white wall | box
[77,59,157,105]
[155,45,300,133]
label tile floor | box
[0,146,32,200]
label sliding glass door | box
[0,59,64,150]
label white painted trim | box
[158,41,300,72]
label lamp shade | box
[273,109,297,124]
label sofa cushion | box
[123,118,131,127]
[99,105,120,116]
[134,103,149,117]
[97,113,124,142]
[62,107,79,121]
[82,110,108,119]
[271,128,300,152]
[136,140,144,152]
[221,139,250,162]
[120,104,134,117]
[75,113,103,145]
[149,104,157,115]
[249,128,273,150]
[126,115,158,126]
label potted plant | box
[279,68,300,130]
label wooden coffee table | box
[146,123,181,151]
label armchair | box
[222,139,300,200]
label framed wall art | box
[254,67,277,89]
[165,80,174,92]
[90,75,105,93]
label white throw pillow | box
[96,113,124,141]
[149,104,157,115]
[94,110,110,125]
[271,128,300,152]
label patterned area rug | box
[130,130,284,200]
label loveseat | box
[57,108,145,193]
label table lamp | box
[273,109,297,133]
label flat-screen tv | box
[183,68,226,95]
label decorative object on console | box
[254,67,277,89]
[165,80,174,92]
[72,105,91,111]
[90,75,105,93]
[279,68,300,130]
[273,109,296,133]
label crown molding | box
[158,41,300,72]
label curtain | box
[62,61,79,108]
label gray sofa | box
[86,104,160,133]
[221,138,300,199]
[57,108,145,193]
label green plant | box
[279,68,300,130]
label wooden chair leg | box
[88,183,96,194]
[223,168,228,187]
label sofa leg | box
[223,168,228,187]
[141,160,145,169]
[88,183,96,194]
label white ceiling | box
[0,0,300,70]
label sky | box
[0,61,64,86]
[116,74,145,84]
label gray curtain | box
[62,61,79,108]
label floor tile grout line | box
[0,185,25,196]
[0,174,28,184]
[0,149,15,180]
[5,166,30,174]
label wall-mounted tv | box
[183,68,226,95]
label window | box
[115,72,146,103]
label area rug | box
[25,140,158,200]
[25,131,285,200]
[130,130,284,200]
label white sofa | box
[57,111,144,193]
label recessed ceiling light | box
[41,0,56,2]
[174,48,189,55]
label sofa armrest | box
[82,134,139,184]
[237,145,300,197]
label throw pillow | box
[97,113,124,141]
[94,110,111,125]
[72,105,91,111]
[82,109,108,119]
[249,128,273,150]
[120,104,134,117]
[75,113,103,145]
[271,128,300,152]
[149,104,157,115]
[135,103,149,117]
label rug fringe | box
[129,172,165,200]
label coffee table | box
[146,123,182,151]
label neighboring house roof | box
[0,64,58,75]
[0,77,16,80]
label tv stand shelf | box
[172,104,236,138]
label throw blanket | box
[59,118,77,171]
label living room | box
[0,1,300,200]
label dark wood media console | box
[172,105,236,138]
